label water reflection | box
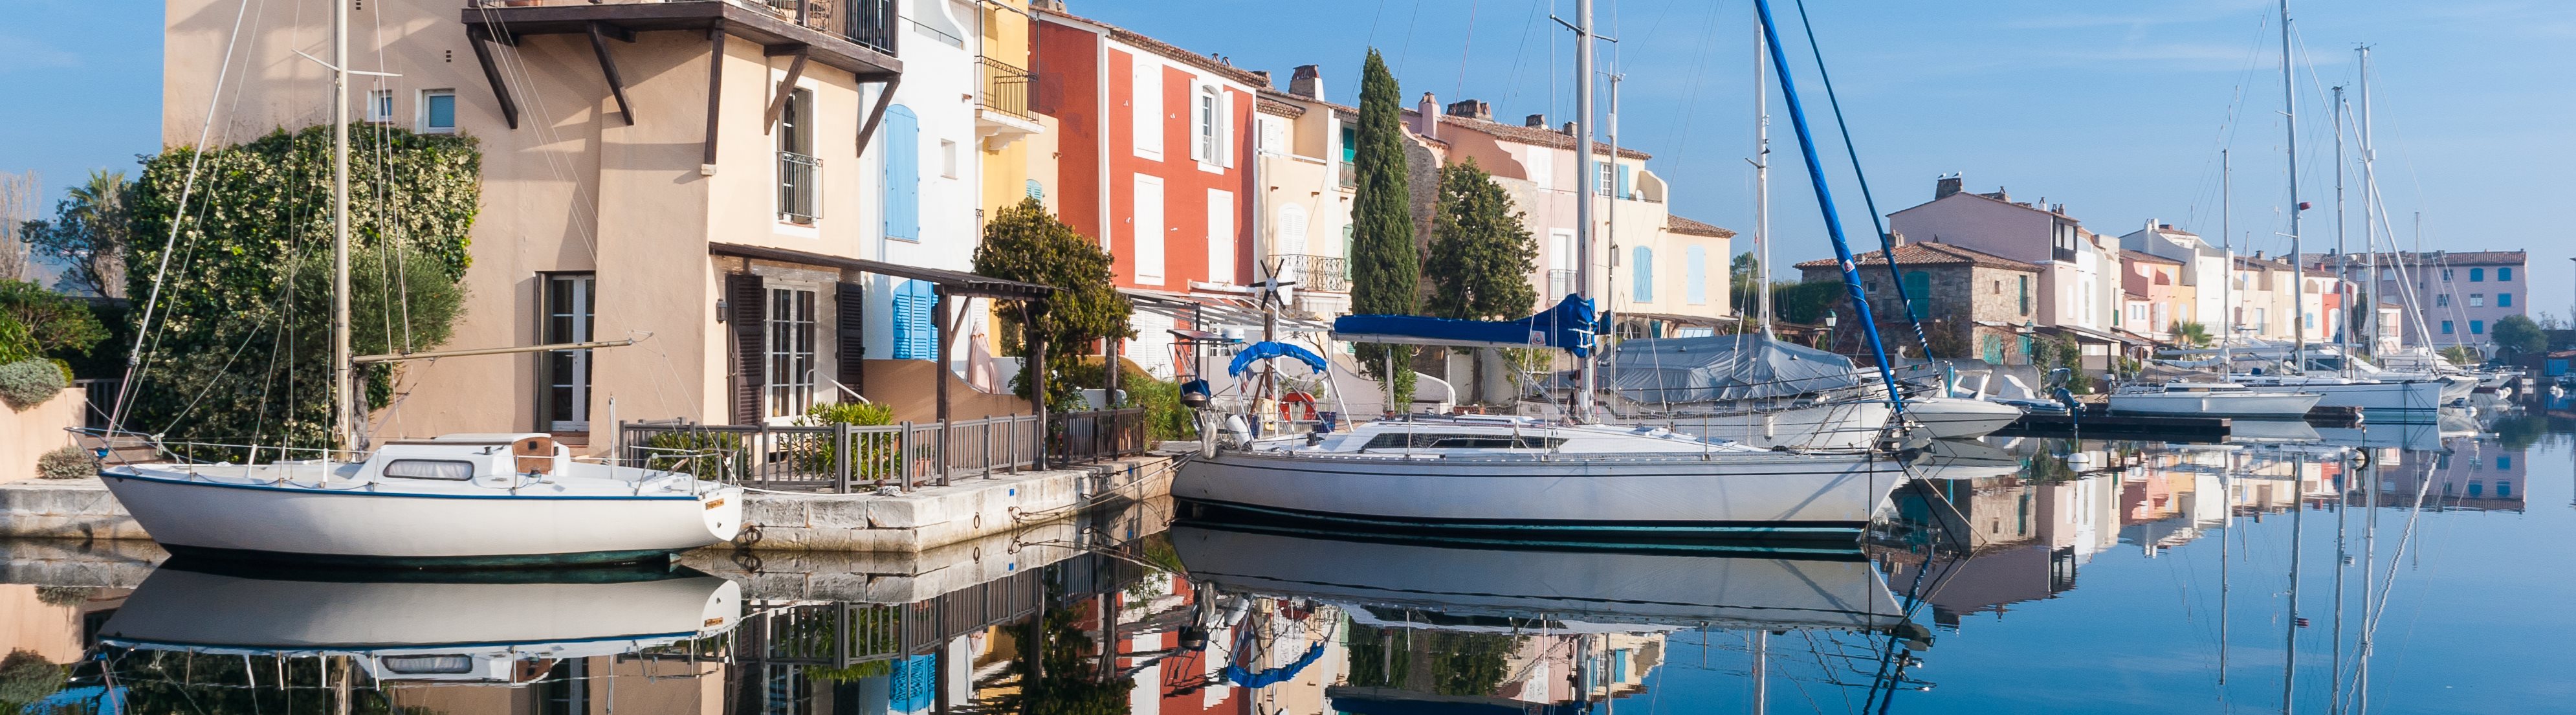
[0,406,2566,712]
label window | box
[2436,294,2450,307]
[2500,267,2514,281]
[2500,292,2513,307]
[1192,85,1225,166]
[2498,480,2512,498]
[1133,174,1165,285]
[882,105,919,239]
[1361,432,1564,449]
[2470,293,2485,307]
[2441,268,2453,281]
[765,286,819,417]
[382,459,475,481]
[939,139,958,178]
[1901,270,1929,318]
[2442,320,2454,335]
[2499,456,2513,470]
[1596,163,1615,197]
[777,87,819,224]
[890,280,937,360]
[542,274,595,432]
[1131,57,1163,159]
[419,89,456,133]
[1616,165,1632,199]
[2018,276,2031,315]
[1631,247,1655,302]
[2471,267,2485,281]
[1025,179,1044,199]
[2471,320,2485,335]
[1685,245,1710,305]
[367,89,393,122]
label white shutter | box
[1131,54,1163,160]
[1134,175,1165,285]
[1207,188,1235,284]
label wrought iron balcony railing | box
[1271,254,1350,293]
[778,151,822,223]
[978,56,1035,121]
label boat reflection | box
[100,562,743,685]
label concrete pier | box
[0,455,1178,553]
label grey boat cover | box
[1610,335,1860,403]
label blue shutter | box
[882,105,920,241]
[891,280,938,359]
[1631,247,1654,302]
[1616,166,1631,199]
[1684,245,1708,304]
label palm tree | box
[2170,321,2212,348]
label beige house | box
[162,0,1046,450]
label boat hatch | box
[379,655,476,674]
[1361,433,1566,450]
[381,459,476,480]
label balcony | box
[1272,254,1350,293]
[974,56,1042,150]
[1547,269,1577,298]
[461,0,903,74]
[778,151,822,223]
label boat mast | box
[1753,14,1772,338]
[1574,0,1598,420]
[2221,149,2233,368]
[331,0,355,455]
[2332,85,2350,379]
[2357,46,2380,357]
[2280,0,2305,373]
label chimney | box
[1444,99,1492,122]
[1525,113,1548,128]
[1934,175,1963,199]
[1415,92,1440,140]
[1888,230,1908,247]
[1561,121,1576,135]
[1288,65,1323,100]
[1251,70,1272,88]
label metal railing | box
[778,151,822,223]
[1271,254,1350,292]
[1338,160,1357,189]
[622,410,1139,493]
[466,0,897,56]
[977,56,1034,121]
[73,379,117,431]
[1547,269,1578,298]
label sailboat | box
[1172,0,1913,540]
[93,1,741,566]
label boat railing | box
[621,410,1142,494]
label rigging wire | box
[1789,0,1932,360]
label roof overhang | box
[710,243,1053,300]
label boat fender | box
[1225,415,1253,446]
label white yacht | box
[1175,414,1911,540]
[1902,395,2027,439]
[2108,381,2324,418]
[1603,335,1895,450]
[100,434,742,567]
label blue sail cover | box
[1332,294,1597,358]
[1227,340,1329,377]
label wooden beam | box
[586,22,636,126]
[465,25,521,130]
[703,25,725,168]
[591,21,635,43]
[763,45,811,135]
[854,74,902,157]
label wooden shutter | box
[837,281,866,393]
[881,105,920,240]
[533,276,554,431]
[729,273,766,424]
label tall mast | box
[2280,0,2305,373]
[1753,15,1772,335]
[1573,0,1597,419]
[2221,149,2233,367]
[2357,46,2379,355]
[2333,85,2350,378]
[331,0,355,454]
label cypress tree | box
[1350,48,1420,407]
[1424,159,1537,321]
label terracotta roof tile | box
[1665,215,1737,238]
[2120,250,2183,265]
[1036,8,1271,88]
[1255,96,1305,118]
[1405,110,1652,159]
[1792,241,2039,272]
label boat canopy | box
[1226,340,1328,377]
[1609,335,1860,402]
[1332,294,1596,357]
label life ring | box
[1279,391,1319,421]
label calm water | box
[3,406,2568,714]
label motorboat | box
[99,434,743,567]
[2106,381,2324,418]
[98,562,743,685]
[1174,413,1913,540]
[1902,396,2026,440]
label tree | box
[973,197,1134,410]
[0,171,36,283]
[1729,251,1760,314]
[1424,159,1537,321]
[1349,48,1420,406]
[2170,321,2212,348]
[21,170,133,298]
[0,280,106,366]
[123,124,478,452]
[2491,314,2544,359]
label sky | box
[5,0,2573,314]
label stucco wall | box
[1,388,82,483]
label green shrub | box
[0,650,63,709]
[642,430,746,482]
[795,401,899,480]
[36,446,91,479]
[0,358,68,410]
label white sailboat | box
[2108,380,2323,418]
[94,1,740,566]
[1174,1,1910,540]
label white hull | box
[100,468,742,565]
[1606,401,1893,450]
[1904,397,2025,439]
[2107,391,2324,418]
[1174,448,1910,536]
[1171,525,1903,630]
[2243,379,2444,412]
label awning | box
[1333,294,1597,357]
[1120,287,1332,333]
[1227,340,1328,377]
[710,243,1053,300]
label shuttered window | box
[1631,247,1654,303]
[890,280,938,360]
[1134,174,1165,285]
[882,105,920,241]
[728,274,766,424]
[1684,245,1708,305]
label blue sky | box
[7,0,2573,314]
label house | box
[1794,241,2041,365]
[1887,176,2123,365]
[2117,250,2191,342]
[1033,8,1265,378]
[2117,221,2225,333]
[1248,65,1361,320]
[159,0,1062,441]
[2352,250,2528,347]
